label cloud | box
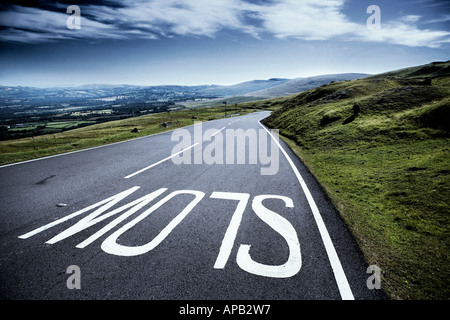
[0,5,132,43]
[422,14,450,24]
[356,19,450,48]
[246,0,450,47]
[399,15,422,23]
[0,0,448,48]
[246,0,359,40]
[87,0,259,38]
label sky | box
[0,0,449,87]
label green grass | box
[263,61,450,299]
[0,106,253,165]
[45,121,95,129]
[281,137,448,299]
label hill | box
[262,61,450,299]
[181,74,371,108]
[245,73,369,98]
[196,78,290,97]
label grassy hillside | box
[262,61,449,299]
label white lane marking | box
[210,127,226,137]
[124,115,256,178]
[258,118,355,300]
[124,143,198,179]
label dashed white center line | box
[210,126,226,137]
[124,143,198,179]
[125,122,231,179]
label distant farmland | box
[6,120,96,138]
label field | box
[8,121,96,133]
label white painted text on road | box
[19,187,301,278]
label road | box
[0,111,387,300]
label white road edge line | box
[258,118,355,300]
[124,143,199,179]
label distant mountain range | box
[0,73,370,101]
[180,73,370,107]
[0,73,371,117]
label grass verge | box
[279,134,449,299]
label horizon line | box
[0,72,375,89]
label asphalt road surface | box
[0,111,387,300]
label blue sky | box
[0,0,449,87]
